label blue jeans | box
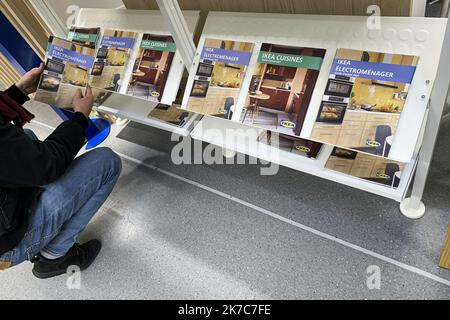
[0,129,122,267]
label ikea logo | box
[151,91,160,98]
[366,140,381,148]
[280,120,296,129]
[296,146,311,153]
[376,172,391,180]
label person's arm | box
[0,112,88,188]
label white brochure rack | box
[73,8,202,136]
[157,1,450,219]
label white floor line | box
[30,120,450,288]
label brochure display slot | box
[182,11,448,214]
[72,9,202,136]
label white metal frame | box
[156,1,450,219]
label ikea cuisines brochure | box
[310,49,419,158]
[126,34,177,103]
[241,43,326,137]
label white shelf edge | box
[191,116,414,202]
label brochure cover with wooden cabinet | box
[184,39,254,118]
[90,29,137,92]
[67,27,101,49]
[34,37,96,109]
[241,43,326,137]
[325,147,405,188]
[311,49,419,158]
[258,131,323,159]
[126,34,177,103]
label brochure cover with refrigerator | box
[310,49,419,158]
[241,43,326,137]
[126,34,177,103]
[67,27,101,49]
[90,29,138,92]
[34,36,96,109]
[258,130,323,159]
[183,39,254,118]
[325,147,405,188]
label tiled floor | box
[0,100,449,299]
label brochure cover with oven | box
[185,39,254,118]
[311,49,419,158]
[90,29,138,92]
[35,36,96,109]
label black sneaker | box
[32,240,102,279]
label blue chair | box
[224,97,235,120]
[375,125,392,156]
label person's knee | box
[91,147,122,180]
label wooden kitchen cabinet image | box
[259,87,290,111]
[326,159,353,174]
[338,129,363,147]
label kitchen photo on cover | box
[311,49,419,158]
[240,43,326,137]
[126,34,177,102]
[185,39,254,118]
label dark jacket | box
[0,85,88,256]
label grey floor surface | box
[0,99,449,300]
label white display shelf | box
[75,8,201,136]
[191,116,418,202]
[182,12,447,163]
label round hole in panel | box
[396,42,411,54]
[399,29,413,41]
[415,30,429,43]
[382,28,397,41]
[380,42,394,53]
[367,29,380,40]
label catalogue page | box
[241,43,326,137]
[325,147,405,188]
[258,131,323,159]
[34,36,96,109]
[184,38,254,118]
[310,49,419,158]
[126,34,177,103]
[90,29,138,92]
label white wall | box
[45,0,125,27]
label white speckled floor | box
[0,99,449,300]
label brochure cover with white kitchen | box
[126,34,177,103]
[310,49,419,158]
[90,29,137,92]
[258,131,323,159]
[241,43,326,136]
[184,39,254,118]
[325,147,405,189]
[35,36,96,109]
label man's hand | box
[72,86,94,118]
[16,63,45,95]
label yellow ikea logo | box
[376,172,390,180]
[366,140,381,147]
[151,91,160,97]
[296,146,311,153]
[280,120,296,129]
